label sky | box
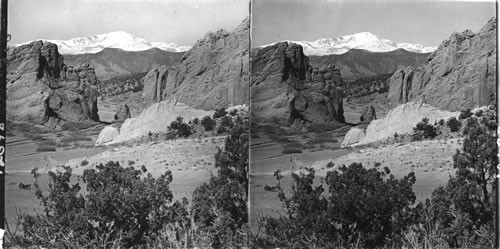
[8,0,249,46]
[252,0,496,47]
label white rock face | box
[341,127,366,148]
[353,100,459,146]
[111,100,213,143]
[260,32,437,56]
[14,31,192,55]
[95,126,120,146]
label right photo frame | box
[249,0,497,248]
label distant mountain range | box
[309,48,430,81]
[64,47,184,79]
[14,31,192,55]
[261,32,437,56]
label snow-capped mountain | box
[14,31,192,55]
[262,32,437,56]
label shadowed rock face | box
[360,105,377,124]
[142,17,249,110]
[7,41,99,128]
[388,17,497,111]
[114,103,131,122]
[251,42,345,130]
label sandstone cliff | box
[7,41,99,128]
[142,17,249,110]
[388,17,496,111]
[251,42,345,130]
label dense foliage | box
[168,116,192,138]
[257,113,497,249]
[421,115,497,248]
[412,117,438,141]
[201,116,216,131]
[191,114,249,248]
[97,72,147,96]
[447,116,461,132]
[14,162,187,248]
[257,164,417,248]
[344,73,391,98]
[212,107,228,119]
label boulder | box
[341,128,366,148]
[113,100,213,143]
[142,17,249,110]
[114,103,131,122]
[7,41,99,128]
[95,126,120,146]
[360,105,377,124]
[251,42,345,130]
[355,100,459,146]
[387,17,496,111]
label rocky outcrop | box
[353,100,459,146]
[95,126,120,146]
[360,105,377,124]
[7,41,99,128]
[251,42,345,130]
[142,17,249,110]
[114,104,131,122]
[341,127,365,148]
[110,100,213,144]
[388,17,496,111]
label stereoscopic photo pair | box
[0,0,497,248]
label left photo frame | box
[2,0,250,248]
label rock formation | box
[106,100,213,144]
[114,104,131,122]
[142,17,249,110]
[353,99,459,146]
[341,127,365,148]
[360,105,377,124]
[7,41,99,128]
[251,42,345,130]
[95,126,120,146]
[388,17,496,111]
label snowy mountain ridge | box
[14,31,192,55]
[261,32,437,56]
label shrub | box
[192,117,199,125]
[191,118,249,248]
[219,115,234,129]
[15,162,188,248]
[257,164,417,248]
[212,107,227,119]
[80,160,89,166]
[229,109,238,116]
[201,116,216,131]
[422,116,497,247]
[169,116,192,138]
[475,109,484,117]
[326,162,335,168]
[412,117,438,141]
[438,119,445,126]
[446,117,461,132]
[458,108,473,120]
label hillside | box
[309,48,429,81]
[64,47,184,79]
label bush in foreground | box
[11,162,188,248]
[256,164,417,248]
[191,115,249,248]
